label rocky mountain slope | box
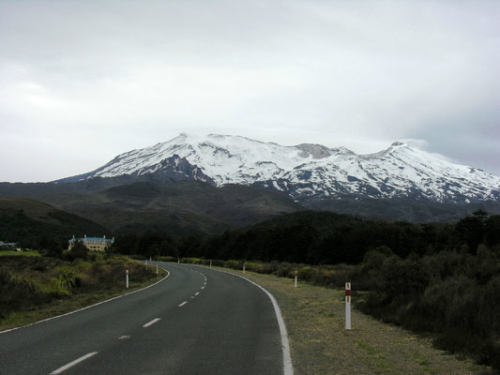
[60,133,500,204]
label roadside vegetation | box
[218,268,495,375]
[0,251,165,331]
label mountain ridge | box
[2,134,499,227]
[57,133,500,204]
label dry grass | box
[219,268,495,375]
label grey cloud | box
[0,0,499,181]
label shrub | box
[274,262,293,278]
[71,241,89,260]
[245,261,273,274]
[182,257,201,264]
[298,267,315,281]
[0,269,50,316]
[224,260,240,270]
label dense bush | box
[352,246,500,369]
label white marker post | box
[126,270,129,289]
[243,261,246,274]
[345,282,351,330]
[156,263,159,274]
[294,271,298,288]
[178,258,180,264]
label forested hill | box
[0,197,108,251]
[112,210,500,264]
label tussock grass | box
[0,256,166,331]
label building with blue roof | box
[68,235,114,252]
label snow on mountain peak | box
[79,134,500,203]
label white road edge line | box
[241,277,294,375]
[1,268,171,335]
[178,301,188,307]
[143,318,161,328]
[50,352,98,374]
[193,265,294,375]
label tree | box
[39,235,64,258]
[485,215,500,247]
[455,211,488,254]
[69,240,88,260]
[111,233,139,255]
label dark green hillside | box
[101,181,302,228]
[0,198,108,250]
[0,175,145,198]
[41,181,301,235]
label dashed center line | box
[50,270,208,374]
[143,318,161,328]
[50,352,98,374]
[48,269,216,375]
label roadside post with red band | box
[345,282,351,330]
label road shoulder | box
[218,268,493,375]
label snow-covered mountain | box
[62,133,500,204]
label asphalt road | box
[0,263,288,375]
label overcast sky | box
[1,0,499,182]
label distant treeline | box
[111,210,500,263]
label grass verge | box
[0,250,41,257]
[215,267,495,375]
[0,256,167,332]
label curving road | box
[0,263,290,375]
